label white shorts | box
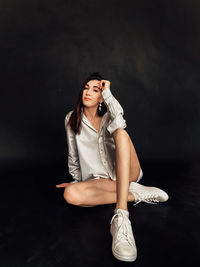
[69,168,143,184]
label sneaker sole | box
[111,228,137,262]
[112,249,137,262]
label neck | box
[83,106,99,121]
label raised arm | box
[101,83,127,135]
[64,111,82,182]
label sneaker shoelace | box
[110,212,133,246]
[133,192,159,206]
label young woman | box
[56,72,168,262]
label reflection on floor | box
[0,160,199,267]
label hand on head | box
[99,80,111,91]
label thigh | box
[73,177,117,192]
[113,129,141,182]
[129,135,141,182]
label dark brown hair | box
[68,72,107,135]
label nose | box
[85,88,92,95]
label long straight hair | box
[68,72,107,135]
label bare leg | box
[58,178,135,207]
[129,136,141,182]
[57,129,141,208]
[113,128,132,211]
[79,188,135,208]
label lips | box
[84,97,91,101]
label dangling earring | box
[98,102,102,112]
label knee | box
[113,128,130,141]
[63,184,82,206]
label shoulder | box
[64,110,74,126]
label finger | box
[100,80,105,89]
[56,183,68,188]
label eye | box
[94,89,98,92]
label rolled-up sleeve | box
[65,111,82,182]
[101,87,127,135]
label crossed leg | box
[56,128,141,208]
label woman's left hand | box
[56,183,69,188]
[99,80,111,91]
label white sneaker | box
[110,209,137,262]
[129,182,169,205]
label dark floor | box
[0,159,200,267]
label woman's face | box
[82,79,102,108]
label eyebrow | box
[85,84,100,89]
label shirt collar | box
[81,109,108,133]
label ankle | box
[113,207,129,218]
[115,204,128,211]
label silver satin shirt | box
[64,87,143,183]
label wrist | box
[102,87,110,91]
